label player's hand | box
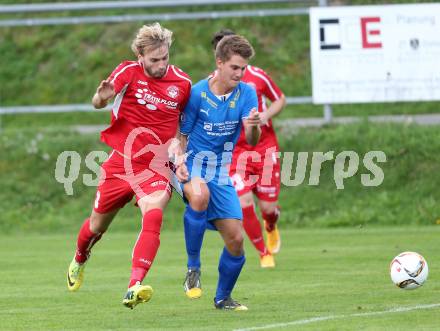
[246,108,261,127]
[259,111,269,126]
[97,78,115,100]
[175,162,189,183]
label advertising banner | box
[310,4,440,104]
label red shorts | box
[229,146,280,202]
[93,151,172,214]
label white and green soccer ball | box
[390,252,428,290]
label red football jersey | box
[100,60,191,160]
[235,65,283,152]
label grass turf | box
[0,226,439,330]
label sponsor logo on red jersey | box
[167,85,179,99]
[134,88,178,110]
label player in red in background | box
[66,23,191,309]
[212,30,286,268]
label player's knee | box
[190,195,209,211]
[239,193,254,208]
[186,178,210,211]
[261,205,280,223]
[260,202,279,215]
[260,205,275,216]
[89,212,113,233]
[226,232,244,255]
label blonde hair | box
[215,35,254,62]
[131,22,173,56]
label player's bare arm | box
[244,108,261,146]
[173,131,189,182]
[92,78,115,109]
[260,94,286,125]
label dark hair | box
[211,29,236,50]
[215,35,254,62]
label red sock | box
[242,205,267,256]
[129,208,163,287]
[262,206,280,232]
[75,218,103,264]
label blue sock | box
[184,205,207,270]
[215,247,246,302]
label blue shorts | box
[204,180,243,222]
[176,158,243,229]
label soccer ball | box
[390,252,428,290]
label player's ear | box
[215,57,223,69]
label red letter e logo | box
[361,17,382,49]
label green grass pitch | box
[1,226,439,330]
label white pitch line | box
[233,303,440,331]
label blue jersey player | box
[175,35,261,311]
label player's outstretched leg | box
[67,218,104,291]
[183,205,207,298]
[124,208,162,308]
[242,205,274,268]
[182,178,210,299]
[214,246,247,311]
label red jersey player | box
[66,23,191,309]
[212,30,286,268]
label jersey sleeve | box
[107,62,134,94]
[180,81,192,113]
[180,88,200,135]
[261,70,283,102]
[241,86,258,120]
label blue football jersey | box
[180,78,258,168]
